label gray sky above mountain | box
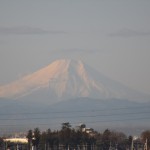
[0,0,150,94]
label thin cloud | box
[0,26,67,35]
[109,28,150,37]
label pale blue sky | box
[0,0,150,94]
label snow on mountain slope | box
[0,59,149,102]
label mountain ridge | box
[0,59,150,102]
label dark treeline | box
[25,122,149,150]
[0,122,150,150]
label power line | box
[0,116,150,127]
[0,104,149,116]
[0,104,150,127]
[0,111,150,121]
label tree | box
[33,128,41,150]
[26,130,33,150]
[141,130,150,149]
[110,131,127,150]
[0,137,4,149]
[60,122,72,149]
[46,128,54,149]
[39,131,47,150]
[61,122,71,130]
[102,129,111,150]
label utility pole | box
[115,143,118,150]
[16,144,19,150]
[109,142,112,150]
[144,139,147,150]
[131,139,134,150]
[5,141,7,150]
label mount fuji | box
[0,59,150,134]
[0,59,149,103]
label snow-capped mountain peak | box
[0,59,91,99]
[0,59,149,102]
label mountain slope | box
[0,59,149,102]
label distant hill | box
[0,97,150,135]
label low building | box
[4,138,28,143]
